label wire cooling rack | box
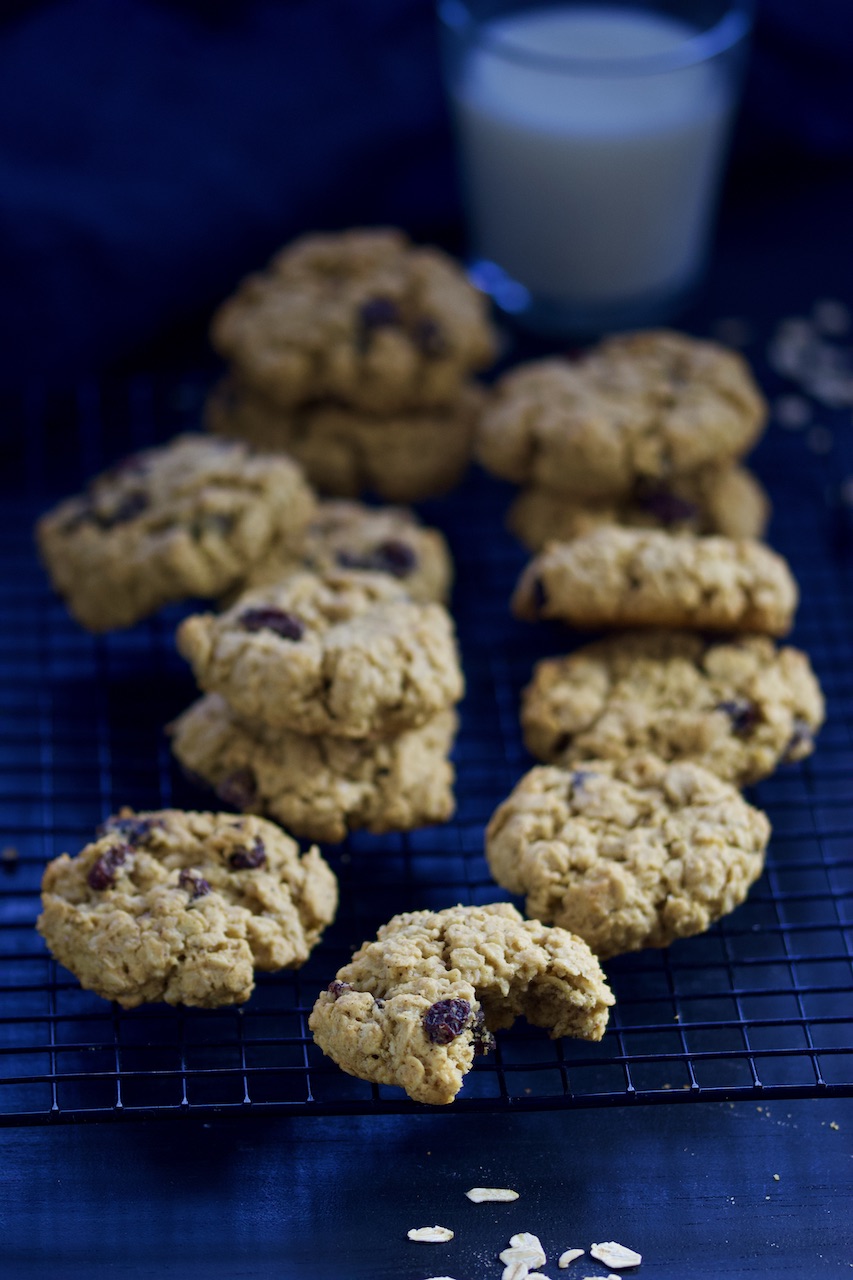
[1,363,852,1125]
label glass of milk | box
[439,0,754,336]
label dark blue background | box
[1,0,852,384]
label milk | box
[448,5,737,316]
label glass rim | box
[438,1,754,75]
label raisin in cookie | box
[206,376,481,502]
[37,809,337,1009]
[230,499,453,605]
[485,757,770,959]
[478,330,767,498]
[507,464,770,552]
[36,434,315,632]
[309,902,613,1105]
[177,570,464,737]
[170,694,457,844]
[521,632,824,786]
[211,228,496,413]
[512,529,798,636]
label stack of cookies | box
[477,332,826,966]
[477,329,771,548]
[205,228,498,502]
[170,566,466,844]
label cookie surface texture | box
[210,228,496,412]
[177,570,464,737]
[206,376,481,502]
[507,465,770,551]
[232,499,453,604]
[478,330,767,497]
[37,809,338,1009]
[512,529,798,636]
[170,694,458,844]
[522,632,824,786]
[309,902,613,1105]
[485,757,770,959]
[35,434,315,632]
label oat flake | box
[407,1226,454,1243]
[590,1240,642,1269]
[502,1259,531,1280]
[558,1248,585,1267]
[466,1187,519,1202]
[501,1246,545,1274]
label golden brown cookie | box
[37,809,337,1009]
[35,434,315,632]
[309,903,613,1105]
[521,632,824,786]
[507,465,771,551]
[485,757,770,959]
[512,529,798,636]
[478,330,767,498]
[169,694,457,844]
[211,228,496,412]
[206,376,481,502]
[176,570,464,737]
[229,499,453,605]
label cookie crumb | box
[558,1248,585,1267]
[774,394,812,429]
[466,1187,519,1202]
[773,1174,780,1181]
[590,1241,642,1269]
[813,299,850,336]
[1,845,19,872]
[408,1226,454,1243]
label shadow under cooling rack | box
[1,374,852,1123]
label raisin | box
[87,844,130,891]
[228,838,266,870]
[96,491,149,529]
[178,868,211,899]
[423,997,471,1045]
[97,815,160,847]
[413,317,447,359]
[359,296,400,329]
[239,607,304,640]
[375,539,417,576]
[636,485,698,525]
[217,768,257,811]
[337,539,417,578]
[327,980,353,999]
[785,716,814,759]
[716,698,758,735]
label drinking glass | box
[439,0,754,336]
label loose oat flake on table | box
[466,1187,519,1202]
[501,1230,547,1272]
[407,1226,455,1243]
[502,1262,537,1280]
[558,1248,585,1266]
[589,1240,643,1268]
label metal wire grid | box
[1,374,852,1124]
